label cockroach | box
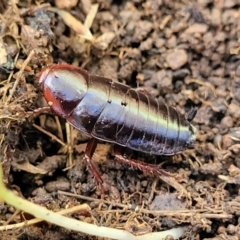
[38,64,196,184]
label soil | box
[0,0,240,239]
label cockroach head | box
[38,64,88,118]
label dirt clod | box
[166,49,188,70]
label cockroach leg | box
[113,145,172,177]
[27,106,52,117]
[84,138,103,185]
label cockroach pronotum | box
[38,64,197,185]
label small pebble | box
[166,49,188,70]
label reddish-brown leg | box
[27,106,52,117]
[114,145,172,177]
[84,138,103,185]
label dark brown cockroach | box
[38,64,196,184]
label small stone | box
[185,23,208,34]
[155,38,165,48]
[211,8,221,26]
[54,0,78,9]
[224,0,237,8]
[221,116,233,128]
[166,49,188,70]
